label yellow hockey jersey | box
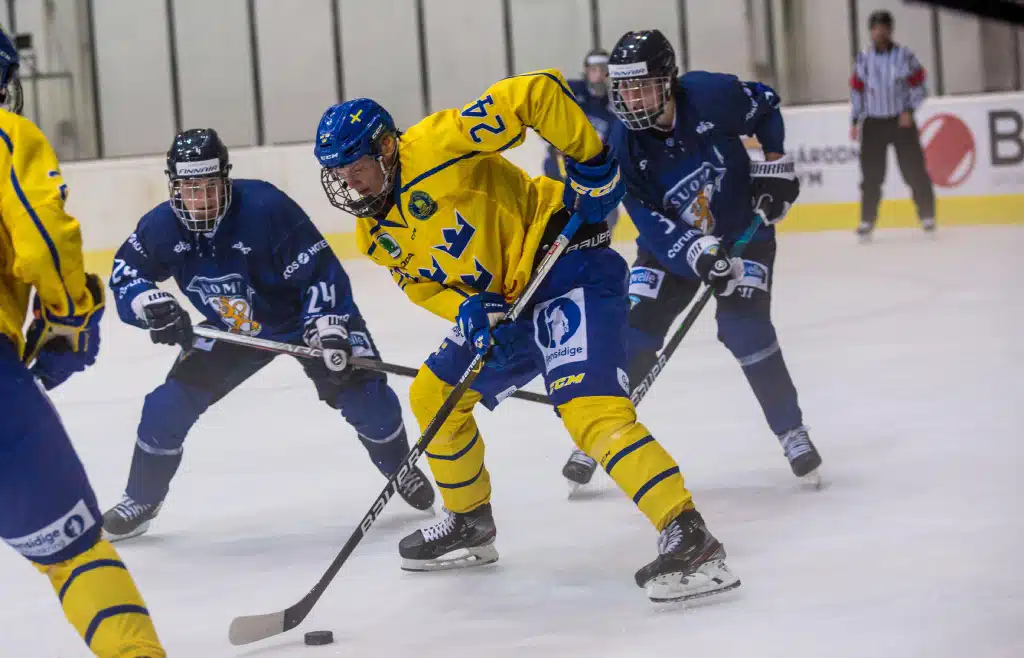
[0,109,93,357]
[355,69,604,322]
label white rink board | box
[62,92,1024,254]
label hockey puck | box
[304,630,334,646]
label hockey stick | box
[628,212,765,406]
[189,326,551,405]
[227,212,584,646]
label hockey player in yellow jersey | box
[0,28,166,657]
[314,69,740,603]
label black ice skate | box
[562,449,599,496]
[395,464,436,511]
[102,494,162,542]
[856,221,874,243]
[777,425,823,487]
[634,509,741,603]
[399,503,498,571]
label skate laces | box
[421,509,458,543]
[113,495,150,520]
[657,519,685,555]
[398,469,426,496]
[779,426,813,461]
[568,449,597,467]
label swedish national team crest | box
[408,190,437,220]
[185,274,262,335]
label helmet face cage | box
[320,151,395,218]
[168,162,233,233]
[610,75,674,131]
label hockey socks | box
[37,538,165,657]
[738,344,803,436]
[124,442,182,506]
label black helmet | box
[165,128,233,233]
[608,29,678,131]
[583,47,610,97]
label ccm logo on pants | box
[3,499,96,559]
[534,288,588,371]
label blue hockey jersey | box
[609,71,786,277]
[111,178,358,342]
[543,79,616,180]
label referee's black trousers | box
[859,116,936,226]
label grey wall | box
[5,0,1022,161]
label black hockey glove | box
[750,155,800,225]
[132,289,194,349]
[686,236,743,297]
[303,315,353,382]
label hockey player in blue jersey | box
[542,48,620,229]
[101,128,434,541]
[561,30,823,490]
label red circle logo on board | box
[919,113,976,188]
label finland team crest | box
[533,288,588,371]
[663,162,726,233]
[186,273,262,335]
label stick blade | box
[228,610,287,645]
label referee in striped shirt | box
[850,10,936,240]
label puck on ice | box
[304,630,334,646]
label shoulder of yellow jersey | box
[0,108,60,164]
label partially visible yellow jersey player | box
[313,69,740,603]
[0,27,165,657]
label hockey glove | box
[131,289,194,350]
[750,155,800,225]
[304,314,353,378]
[457,292,524,368]
[25,273,105,390]
[686,236,744,297]
[563,146,625,225]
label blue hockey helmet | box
[0,26,23,114]
[314,98,398,217]
[165,128,233,234]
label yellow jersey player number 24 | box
[0,26,165,658]
[313,68,741,604]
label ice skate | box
[562,449,599,496]
[399,503,498,571]
[102,494,162,542]
[856,221,874,243]
[921,217,936,236]
[635,509,741,603]
[395,464,436,511]
[778,425,823,487]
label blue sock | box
[358,425,410,476]
[739,347,803,435]
[124,442,183,505]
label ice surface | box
[2,227,1022,657]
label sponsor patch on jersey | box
[376,232,402,259]
[3,499,96,559]
[494,385,520,404]
[408,190,438,220]
[629,267,665,300]
[533,287,588,372]
[736,259,770,292]
[348,331,375,358]
[445,323,467,347]
[617,368,630,394]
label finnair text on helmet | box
[175,158,220,176]
[609,62,649,78]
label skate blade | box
[103,520,152,543]
[645,559,741,603]
[799,468,826,490]
[401,543,499,572]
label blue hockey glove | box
[563,146,625,225]
[25,273,105,390]
[456,292,527,368]
[686,236,744,297]
[750,155,800,225]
